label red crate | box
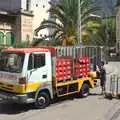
[77,57,90,64]
[66,70,72,75]
[82,72,87,77]
[56,56,91,81]
[85,57,90,63]
[66,75,71,79]
[85,64,90,68]
[82,64,86,68]
[78,57,83,63]
[75,63,79,69]
[86,68,90,72]
[67,66,72,70]
[82,68,86,72]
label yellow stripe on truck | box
[16,82,41,93]
[0,82,41,94]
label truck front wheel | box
[80,83,90,97]
[35,92,50,109]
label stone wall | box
[21,13,33,42]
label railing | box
[106,74,120,98]
[55,45,105,64]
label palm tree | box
[87,17,116,46]
[35,0,100,46]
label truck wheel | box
[80,83,89,97]
[35,92,50,109]
[104,93,113,100]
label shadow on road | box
[89,93,101,96]
[0,101,34,115]
[0,96,75,115]
[0,92,107,115]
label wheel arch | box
[35,88,52,100]
[83,80,92,88]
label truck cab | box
[0,48,54,106]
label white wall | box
[21,0,27,10]
[31,0,51,38]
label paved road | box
[0,86,120,120]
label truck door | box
[26,52,52,92]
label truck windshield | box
[0,53,25,73]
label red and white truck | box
[0,46,98,108]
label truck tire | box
[80,83,89,97]
[35,92,50,109]
[104,93,113,100]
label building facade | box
[0,0,51,47]
[31,0,51,39]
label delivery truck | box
[0,46,102,109]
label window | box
[28,54,45,70]
[34,54,45,68]
[26,0,31,11]
[0,53,25,73]
[6,32,15,46]
[0,32,4,45]
[28,54,33,70]
[36,4,38,7]
[26,34,30,41]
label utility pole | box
[105,14,109,63]
[77,0,82,45]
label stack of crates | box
[75,57,90,78]
[56,57,72,82]
[74,63,83,77]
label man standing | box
[98,61,106,94]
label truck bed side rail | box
[55,46,105,62]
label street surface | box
[0,86,120,120]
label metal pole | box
[105,14,109,63]
[77,0,82,45]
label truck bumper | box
[0,90,35,104]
